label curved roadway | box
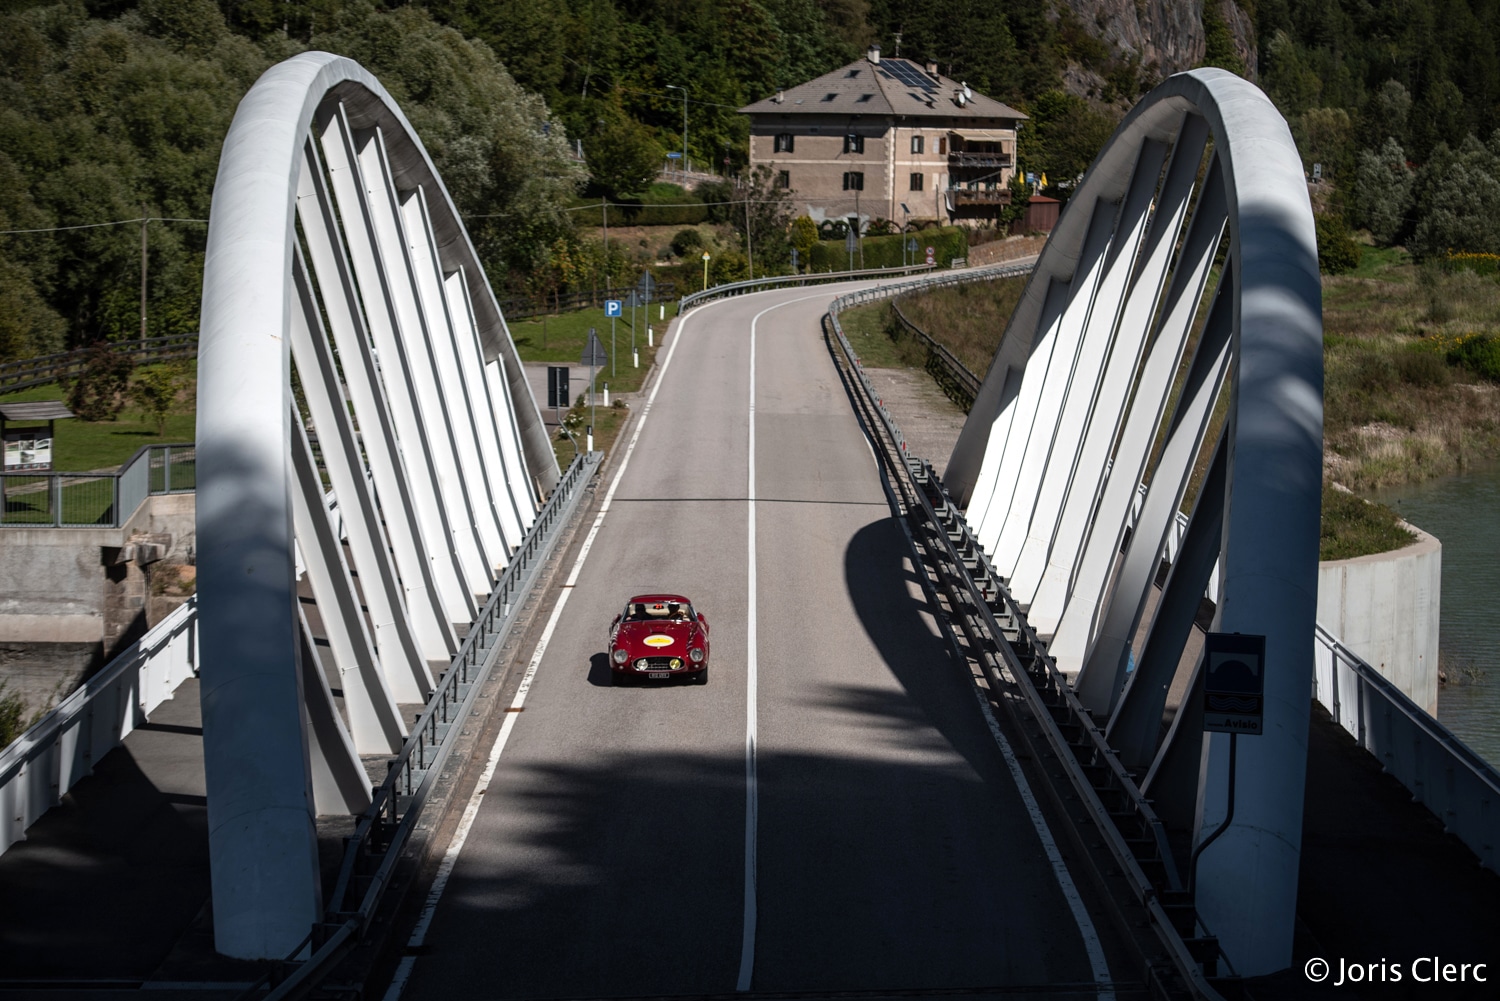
[390,281,1121,999]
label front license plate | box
[648,671,670,679]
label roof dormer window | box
[822,93,837,102]
[846,69,861,78]
[856,94,873,103]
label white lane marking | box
[871,425,1115,998]
[967,683,1115,998]
[383,311,697,1001]
[735,292,831,992]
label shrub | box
[1442,332,1500,381]
[1316,212,1362,274]
[1320,488,1415,561]
[671,228,703,257]
[808,226,969,272]
[0,683,27,749]
[131,365,182,433]
[66,341,134,422]
[1395,347,1451,388]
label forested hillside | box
[1,0,1498,363]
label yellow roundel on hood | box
[643,634,675,648]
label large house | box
[740,45,1027,230]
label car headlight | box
[612,648,628,664]
[689,647,704,663]
[636,658,649,670]
[669,658,681,668]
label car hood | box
[614,620,701,656]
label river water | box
[1372,469,1500,767]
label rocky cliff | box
[1066,0,1257,83]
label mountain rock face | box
[1066,0,1257,82]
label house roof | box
[740,56,1027,122]
[0,401,74,422]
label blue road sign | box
[605,299,622,317]
[666,152,683,159]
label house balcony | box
[948,187,1011,206]
[948,151,1012,169]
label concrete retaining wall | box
[1316,522,1441,716]
[0,495,196,719]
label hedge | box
[808,226,969,273]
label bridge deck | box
[2,300,1496,999]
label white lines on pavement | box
[735,292,832,992]
[966,683,1115,999]
[382,311,696,1001]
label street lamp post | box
[666,84,688,177]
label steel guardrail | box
[676,262,938,313]
[0,597,199,855]
[1314,624,1500,871]
[245,449,602,1001]
[825,296,1225,999]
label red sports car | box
[609,594,710,685]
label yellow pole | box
[702,251,710,290]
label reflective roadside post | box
[702,251,711,290]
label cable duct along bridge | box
[937,69,1323,978]
[195,52,580,960]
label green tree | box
[1410,133,1500,260]
[731,165,795,275]
[131,365,182,434]
[1351,138,1415,246]
[789,215,818,268]
[67,342,135,422]
[1315,212,1362,274]
[586,105,665,197]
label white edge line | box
[871,381,1116,999]
[382,311,697,1001]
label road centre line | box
[735,291,837,992]
[382,298,697,1001]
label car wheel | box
[611,671,628,687]
[693,667,708,685]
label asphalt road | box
[390,282,1117,1000]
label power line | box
[0,216,208,236]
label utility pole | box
[602,197,608,305]
[744,186,754,279]
[139,204,148,340]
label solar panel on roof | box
[879,60,939,93]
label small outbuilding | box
[1,401,75,472]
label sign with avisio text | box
[1203,632,1266,735]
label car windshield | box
[624,600,692,622]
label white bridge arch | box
[196,52,557,958]
[945,69,1323,975]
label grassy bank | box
[857,255,1498,560]
[0,363,197,471]
[1322,249,1500,489]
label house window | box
[822,93,838,102]
[776,170,790,189]
[911,135,924,154]
[774,133,794,153]
[843,134,865,154]
[910,172,924,191]
[846,69,861,78]
[938,137,948,154]
[842,171,865,191]
[856,93,873,103]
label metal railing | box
[0,335,198,392]
[0,443,194,528]
[1314,625,1500,871]
[0,597,199,855]
[826,297,1224,999]
[830,260,1033,413]
[676,262,939,313]
[251,449,602,1000]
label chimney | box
[867,44,881,64]
[775,90,785,103]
